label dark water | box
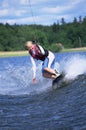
[0,52,86,130]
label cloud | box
[0,9,8,16]
[20,0,29,5]
[42,6,70,14]
[1,0,9,8]
[15,10,27,17]
[0,0,85,25]
[0,16,39,25]
[42,0,83,14]
[26,0,49,5]
[0,13,71,25]
[0,8,27,18]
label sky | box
[0,0,86,25]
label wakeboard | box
[52,73,65,89]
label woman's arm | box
[30,56,37,83]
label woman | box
[25,41,60,83]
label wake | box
[60,54,86,80]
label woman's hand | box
[32,77,37,84]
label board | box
[52,73,65,89]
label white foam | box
[0,62,51,95]
[60,54,86,80]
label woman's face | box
[26,42,34,51]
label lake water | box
[0,52,86,130]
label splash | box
[0,62,51,95]
[60,54,86,80]
[0,54,86,95]
[30,57,36,78]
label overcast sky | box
[0,0,86,25]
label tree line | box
[0,16,86,52]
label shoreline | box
[0,47,86,57]
[62,47,86,52]
[0,51,28,57]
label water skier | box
[25,41,60,83]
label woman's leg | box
[42,51,59,79]
[42,70,57,79]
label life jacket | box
[29,44,48,61]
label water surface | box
[0,52,86,130]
